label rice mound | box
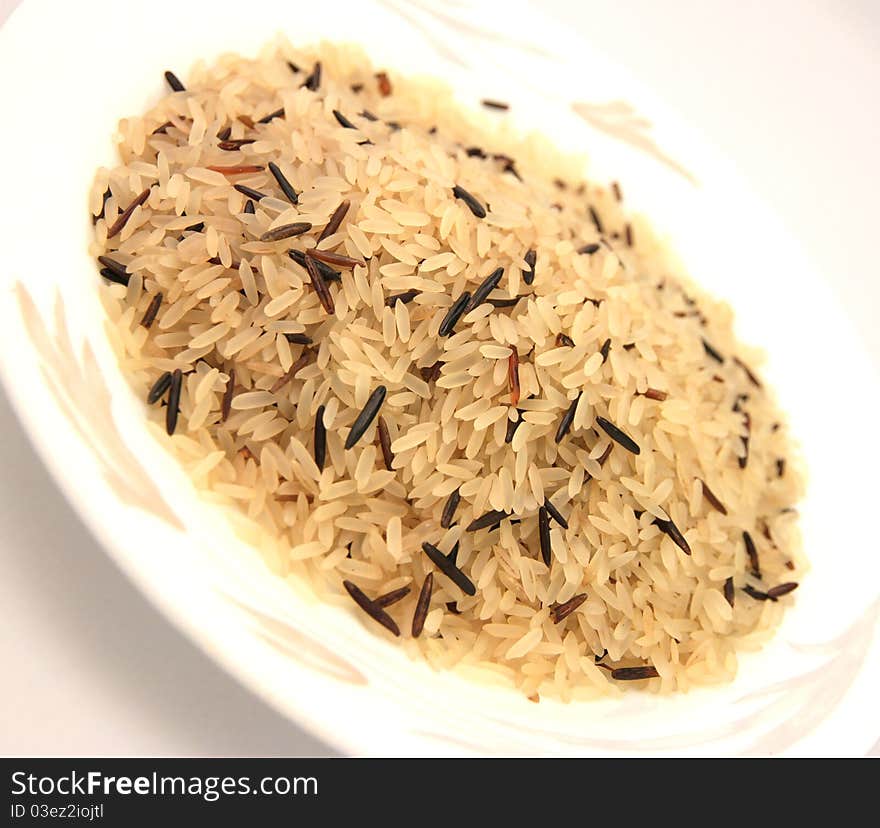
[90,38,805,701]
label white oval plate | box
[1,0,877,755]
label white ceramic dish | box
[1,0,878,756]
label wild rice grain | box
[164,70,185,92]
[307,249,363,269]
[375,71,392,96]
[481,99,509,110]
[344,385,387,449]
[411,572,433,638]
[106,188,151,239]
[556,333,575,348]
[438,292,472,337]
[317,199,351,243]
[508,346,520,406]
[233,184,268,201]
[165,368,182,435]
[578,243,600,255]
[332,109,357,129]
[550,594,587,624]
[441,488,461,529]
[700,480,728,515]
[421,542,476,595]
[611,666,659,681]
[544,497,568,530]
[385,289,419,307]
[303,62,322,91]
[452,185,487,219]
[147,371,172,404]
[654,517,691,556]
[766,582,798,599]
[555,395,580,443]
[259,222,313,242]
[289,249,341,282]
[538,506,552,566]
[467,510,509,532]
[314,404,327,471]
[734,356,763,389]
[743,531,761,578]
[588,205,603,234]
[267,161,299,204]
[140,292,163,328]
[304,253,336,315]
[375,586,411,608]
[377,415,394,471]
[596,416,640,455]
[600,338,611,363]
[343,580,400,636]
[724,577,735,607]
[220,368,235,422]
[467,267,504,311]
[270,352,311,394]
[99,267,128,286]
[523,249,537,285]
[702,338,725,364]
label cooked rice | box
[89,37,805,701]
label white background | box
[1,0,877,756]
